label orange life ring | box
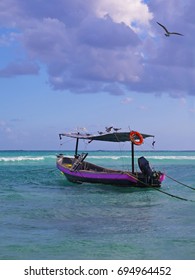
[129,131,143,145]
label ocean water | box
[0,150,195,260]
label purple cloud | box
[0,0,194,97]
[0,60,39,77]
[78,15,140,49]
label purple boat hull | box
[56,155,164,187]
[57,163,137,186]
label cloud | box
[0,60,39,77]
[0,0,195,97]
[121,97,133,104]
[95,0,153,31]
[0,120,12,135]
[78,15,140,49]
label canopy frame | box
[59,131,154,173]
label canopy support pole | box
[131,141,135,173]
[75,138,79,157]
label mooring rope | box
[165,174,195,191]
[124,171,195,202]
[152,186,190,201]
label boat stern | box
[137,156,165,187]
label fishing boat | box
[56,130,165,188]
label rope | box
[165,174,195,191]
[124,171,195,202]
[152,186,190,201]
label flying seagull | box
[157,22,184,37]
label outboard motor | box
[138,156,164,187]
[138,156,153,177]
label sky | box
[0,0,195,150]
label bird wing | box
[157,22,169,33]
[170,32,184,36]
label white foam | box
[0,156,45,162]
[88,155,195,161]
[88,155,129,160]
[146,156,195,160]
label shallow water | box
[0,150,195,259]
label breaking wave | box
[0,156,55,162]
[0,152,195,165]
[143,156,195,160]
[0,156,43,162]
[88,155,195,161]
[88,155,129,160]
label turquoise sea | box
[0,150,195,260]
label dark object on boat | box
[105,126,113,132]
[138,156,162,185]
[138,156,153,177]
[57,131,165,188]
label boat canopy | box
[59,131,154,143]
